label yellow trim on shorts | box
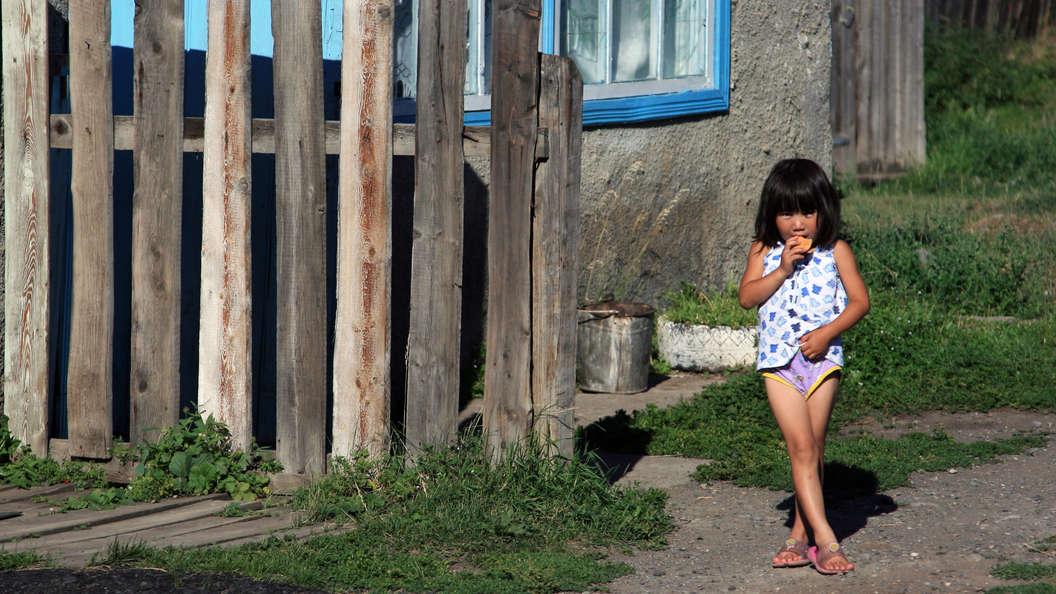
[761,366,843,400]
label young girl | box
[738,159,870,575]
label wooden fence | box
[2,0,582,473]
[831,0,926,178]
[926,0,1052,37]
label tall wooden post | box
[273,0,328,474]
[404,0,468,450]
[67,0,115,459]
[484,0,542,459]
[532,55,582,459]
[2,0,51,455]
[129,0,186,445]
[199,0,253,452]
[333,0,395,459]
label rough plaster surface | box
[573,0,833,309]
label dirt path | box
[592,406,1056,594]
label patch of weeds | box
[0,416,110,490]
[88,538,156,567]
[659,279,757,329]
[0,550,51,571]
[214,501,249,517]
[988,585,1056,594]
[992,563,1056,581]
[1029,535,1056,553]
[30,495,49,503]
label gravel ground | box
[1,408,1052,594]
[596,408,1056,594]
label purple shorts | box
[760,351,842,398]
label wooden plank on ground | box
[531,55,582,459]
[66,0,115,460]
[130,0,186,445]
[138,507,298,548]
[484,0,542,460]
[404,0,468,451]
[1,494,227,542]
[52,513,268,567]
[217,521,355,548]
[333,0,394,458]
[2,0,52,456]
[51,116,550,158]
[272,0,327,475]
[17,498,242,549]
[198,0,254,452]
[0,483,77,506]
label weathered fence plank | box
[484,0,542,458]
[51,116,548,158]
[2,0,51,455]
[272,0,327,474]
[333,0,394,458]
[198,0,253,451]
[531,55,582,458]
[67,0,114,459]
[130,0,186,445]
[905,0,927,164]
[831,0,857,176]
[404,0,468,450]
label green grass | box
[0,550,51,571]
[658,280,757,329]
[993,564,1056,582]
[83,435,671,594]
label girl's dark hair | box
[753,158,841,248]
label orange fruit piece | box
[797,237,812,251]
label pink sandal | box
[809,542,854,575]
[772,538,812,568]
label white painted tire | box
[656,319,757,372]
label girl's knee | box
[786,439,819,465]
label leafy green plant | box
[659,280,757,329]
[128,409,282,502]
[992,563,1056,581]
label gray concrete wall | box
[570,0,833,309]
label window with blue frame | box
[394,0,730,125]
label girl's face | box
[775,210,818,243]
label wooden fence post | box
[198,0,253,452]
[273,0,328,475]
[67,0,115,459]
[2,0,51,455]
[130,0,186,445]
[484,0,542,459]
[831,0,857,176]
[404,0,468,450]
[333,0,394,459]
[532,54,581,459]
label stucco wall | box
[573,0,833,308]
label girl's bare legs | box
[767,376,853,572]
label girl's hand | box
[798,327,832,360]
[778,236,810,274]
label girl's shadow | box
[776,462,898,540]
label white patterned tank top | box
[756,243,848,370]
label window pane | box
[561,0,607,84]
[663,0,706,78]
[612,0,654,82]
[395,0,418,98]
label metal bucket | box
[576,301,655,394]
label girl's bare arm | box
[738,239,809,309]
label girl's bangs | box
[775,184,820,215]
